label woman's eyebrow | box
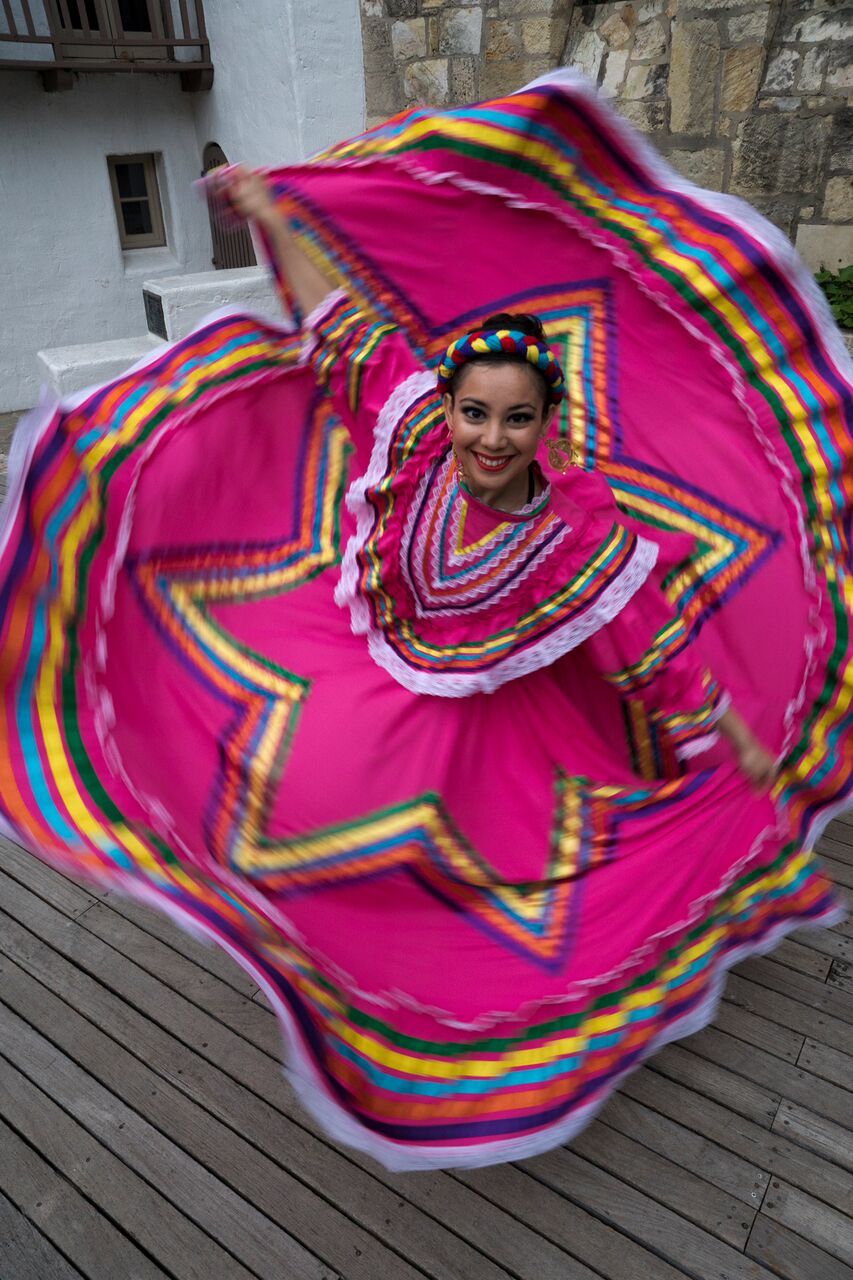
[460,398,536,411]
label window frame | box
[107,152,166,250]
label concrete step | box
[142,266,284,341]
[37,335,166,400]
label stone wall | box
[359,0,852,268]
[564,1,852,268]
[359,0,574,123]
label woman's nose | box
[481,418,505,448]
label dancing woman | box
[1,74,847,1169]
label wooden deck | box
[0,824,850,1280]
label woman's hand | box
[212,165,280,231]
[718,706,777,792]
[737,740,778,792]
[209,164,334,317]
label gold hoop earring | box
[543,436,579,473]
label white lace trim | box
[334,368,438,625]
[674,689,731,761]
[363,533,659,697]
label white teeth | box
[474,454,511,470]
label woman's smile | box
[471,451,514,473]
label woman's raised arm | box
[215,166,334,317]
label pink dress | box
[0,72,847,1170]
[308,288,728,752]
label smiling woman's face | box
[443,361,554,507]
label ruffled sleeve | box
[302,290,427,462]
[584,571,730,761]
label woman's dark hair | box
[446,311,551,405]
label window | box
[62,1,164,35]
[107,153,166,249]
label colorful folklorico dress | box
[1,72,850,1170]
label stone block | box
[824,176,853,222]
[667,146,726,190]
[731,113,832,196]
[440,7,483,56]
[637,0,667,20]
[749,196,798,241]
[795,223,853,272]
[763,48,799,94]
[829,108,853,173]
[521,16,553,55]
[392,17,427,60]
[623,62,668,101]
[617,98,668,134]
[386,0,418,17]
[360,0,384,17]
[479,58,524,99]
[403,57,450,105]
[365,71,405,116]
[727,8,769,44]
[623,63,651,100]
[566,26,606,81]
[450,55,478,102]
[669,18,720,135]
[759,97,800,112]
[798,47,827,93]
[599,11,633,50]
[720,46,763,112]
[601,48,629,98]
[517,56,553,85]
[826,48,853,92]
[361,15,392,56]
[484,17,519,60]
[680,0,744,8]
[499,0,559,14]
[632,16,668,61]
[788,14,853,43]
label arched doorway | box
[201,142,258,271]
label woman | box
[0,72,847,1170]
[226,166,778,787]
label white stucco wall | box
[0,0,366,412]
[192,0,365,167]
[0,72,212,412]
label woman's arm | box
[717,705,777,791]
[583,552,778,792]
[215,166,334,316]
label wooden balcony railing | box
[0,1,212,90]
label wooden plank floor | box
[0,823,851,1280]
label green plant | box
[815,265,853,330]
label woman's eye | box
[463,407,484,420]
[509,414,534,425]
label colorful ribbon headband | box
[437,329,566,406]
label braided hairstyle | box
[443,312,555,409]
